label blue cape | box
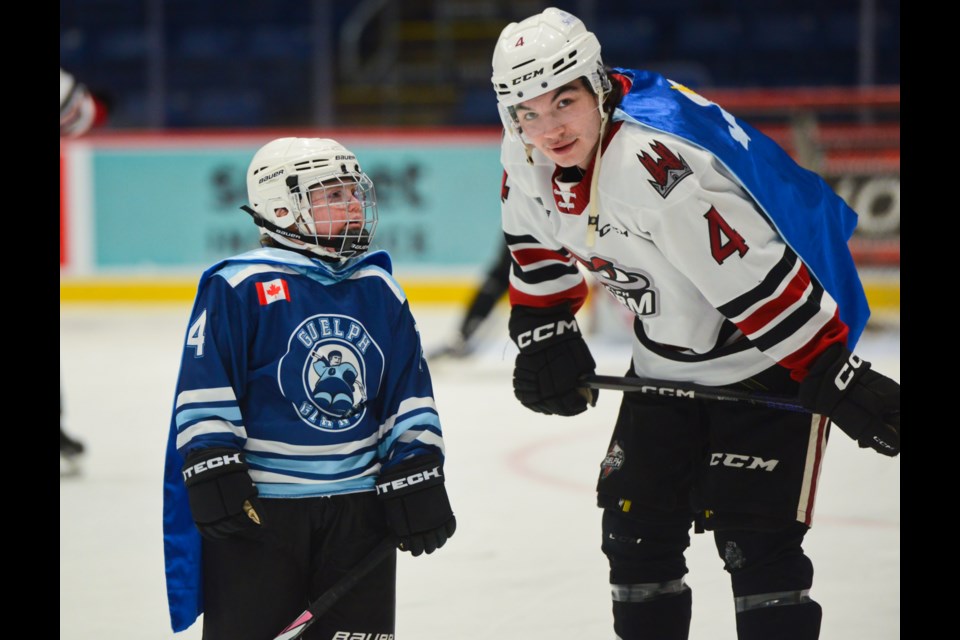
[613,68,869,346]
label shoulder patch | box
[636,140,693,199]
[255,278,290,305]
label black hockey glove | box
[509,304,598,416]
[181,447,264,540]
[799,344,900,456]
[376,455,456,557]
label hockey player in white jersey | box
[162,138,456,638]
[492,8,899,640]
[60,67,105,138]
[60,67,108,475]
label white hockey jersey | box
[501,71,864,387]
[59,67,99,137]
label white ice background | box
[60,303,900,640]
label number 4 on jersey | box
[186,309,207,357]
[704,207,749,264]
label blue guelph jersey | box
[162,247,444,632]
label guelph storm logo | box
[601,441,625,479]
[278,314,384,432]
[570,252,660,317]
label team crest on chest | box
[636,140,693,199]
[278,314,384,432]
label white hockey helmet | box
[243,138,378,261]
[491,7,609,138]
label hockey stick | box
[272,537,397,640]
[582,374,809,413]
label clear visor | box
[507,95,602,138]
[292,173,378,256]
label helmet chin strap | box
[241,205,312,244]
[524,142,535,166]
[240,205,369,259]
[585,90,608,248]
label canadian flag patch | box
[255,278,290,305]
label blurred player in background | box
[60,67,108,474]
[430,242,511,360]
[60,67,107,137]
[491,8,900,640]
[162,138,456,638]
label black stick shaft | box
[272,537,396,640]
[582,374,808,413]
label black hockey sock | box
[735,600,822,640]
[612,587,692,640]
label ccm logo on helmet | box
[516,319,580,349]
[182,452,243,480]
[512,68,544,85]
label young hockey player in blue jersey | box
[162,137,456,639]
[491,8,900,640]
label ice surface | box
[60,303,899,639]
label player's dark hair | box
[578,70,626,119]
[601,67,627,116]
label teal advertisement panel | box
[92,141,504,271]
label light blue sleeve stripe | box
[176,386,235,409]
[349,266,406,303]
[215,262,298,287]
[383,413,442,450]
[245,450,378,476]
[175,406,242,428]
